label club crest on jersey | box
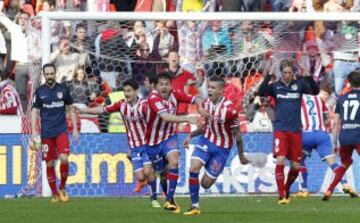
[291,84,298,91]
[57,92,63,99]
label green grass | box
[0,196,359,223]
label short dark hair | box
[146,73,158,85]
[348,70,360,88]
[209,76,225,88]
[122,79,139,90]
[279,59,295,72]
[42,63,56,73]
[158,72,172,82]
[319,81,332,94]
[0,70,6,81]
[76,23,87,31]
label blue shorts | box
[146,134,178,173]
[302,131,333,161]
[130,146,151,173]
[191,136,230,179]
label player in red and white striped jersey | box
[77,79,161,208]
[182,77,250,215]
[0,72,23,115]
[301,94,328,132]
[145,72,203,213]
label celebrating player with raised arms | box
[182,77,250,215]
[258,59,319,204]
[323,70,360,201]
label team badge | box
[291,84,297,91]
[57,92,63,99]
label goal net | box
[18,12,360,197]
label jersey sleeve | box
[64,85,74,105]
[140,100,148,117]
[334,99,340,114]
[258,75,275,97]
[104,100,122,113]
[173,89,195,104]
[322,100,329,114]
[32,89,42,109]
[226,106,240,128]
[148,94,167,115]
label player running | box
[77,79,162,208]
[323,70,360,201]
[296,83,357,198]
[145,72,203,213]
[182,77,250,215]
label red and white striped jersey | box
[0,81,23,115]
[301,94,328,132]
[146,89,195,146]
[203,97,239,149]
[104,98,147,149]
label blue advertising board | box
[0,133,359,197]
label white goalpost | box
[31,11,360,197]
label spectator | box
[51,37,89,83]
[153,21,174,59]
[13,11,31,112]
[67,67,90,105]
[161,50,197,114]
[131,42,161,94]
[298,40,330,83]
[246,96,274,132]
[0,70,23,115]
[95,21,132,88]
[134,0,176,12]
[110,0,137,11]
[27,16,42,88]
[221,0,245,11]
[177,20,205,71]
[202,20,232,58]
[331,22,359,94]
[324,0,346,12]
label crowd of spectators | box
[0,0,359,133]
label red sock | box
[47,166,58,196]
[59,163,69,190]
[328,166,347,193]
[285,168,299,194]
[275,165,285,198]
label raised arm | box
[258,74,274,97]
[301,76,320,95]
[300,65,320,95]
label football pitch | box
[0,196,359,223]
